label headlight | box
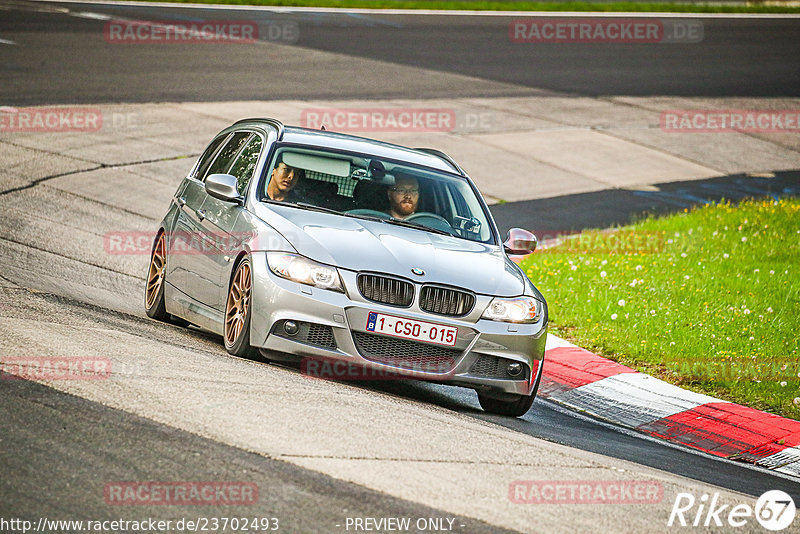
[481,296,542,323]
[266,252,343,292]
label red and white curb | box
[542,335,800,478]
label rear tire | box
[145,231,171,322]
[145,231,190,327]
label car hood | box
[253,203,527,297]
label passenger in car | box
[267,158,305,202]
[387,174,420,219]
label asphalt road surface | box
[0,1,799,105]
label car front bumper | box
[249,253,546,396]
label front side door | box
[199,132,265,311]
[172,131,251,307]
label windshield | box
[259,145,495,244]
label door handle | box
[175,196,186,208]
[196,209,206,221]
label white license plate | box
[365,312,458,347]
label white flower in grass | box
[680,252,687,258]
[684,275,690,280]
[767,307,774,313]
[742,237,747,242]
[601,260,608,265]
[635,265,643,271]
[712,231,718,236]
[611,313,618,320]
[781,364,788,371]
[781,381,787,387]
[650,309,656,315]
[670,341,676,346]
[723,253,729,259]
[744,309,751,315]
[794,398,800,405]
[770,270,775,275]
[600,271,607,278]
[754,269,759,273]
[618,299,626,306]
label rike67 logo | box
[668,490,796,531]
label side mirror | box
[205,174,243,204]
[504,228,537,255]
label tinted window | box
[193,134,228,181]
[260,146,494,244]
[228,135,263,195]
[203,131,250,181]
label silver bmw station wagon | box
[145,118,547,417]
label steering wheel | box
[405,212,454,234]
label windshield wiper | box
[383,218,453,236]
[287,202,344,216]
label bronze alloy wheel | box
[145,233,166,310]
[225,259,252,347]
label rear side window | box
[228,135,263,195]
[193,134,228,181]
[203,131,251,181]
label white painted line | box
[551,372,725,428]
[34,0,800,18]
[0,38,17,45]
[70,11,112,20]
[544,333,577,351]
[757,445,800,471]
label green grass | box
[520,197,800,420]
[128,0,800,14]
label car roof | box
[231,118,462,175]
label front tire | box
[478,391,536,417]
[478,360,542,417]
[224,257,259,359]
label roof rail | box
[414,148,465,176]
[232,118,285,139]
